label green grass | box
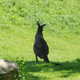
[0,0,80,80]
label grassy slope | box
[0,0,80,80]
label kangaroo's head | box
[37,21,46,32]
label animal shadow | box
[16,59,80,78]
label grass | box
[0,0,80,80]
[16,59,80,80]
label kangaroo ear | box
[37,21,40,27]
[41,24,46,27]
[37,21,46,27]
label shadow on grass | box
[16,59,80,79]
[16,60,46,80]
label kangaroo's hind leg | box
[35,54,38,63]
[44,56,49,63]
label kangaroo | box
[33,21,49,63]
